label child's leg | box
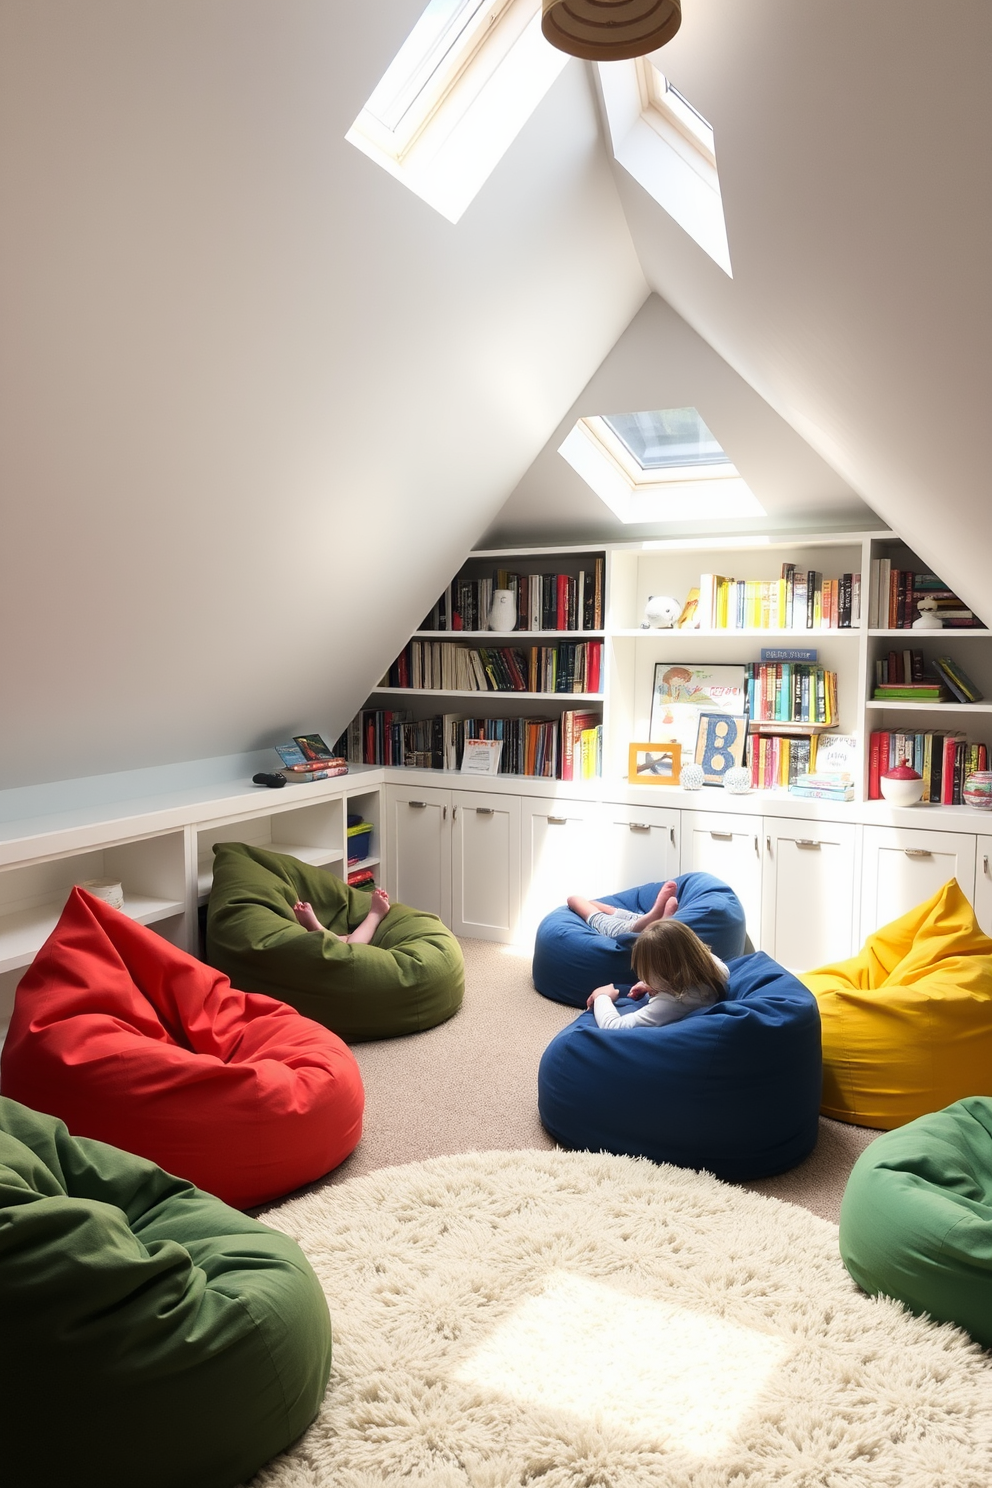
[628,881,679,932]
[567,895,617,923]
[342,887,391,946]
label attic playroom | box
[2,3,992,1485]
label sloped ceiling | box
[596,0,992,616]
[483,293,877,547]
[0,1,645,788]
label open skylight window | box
[597,59,731,275]
[559,408,764,523]
[346,0,568,223]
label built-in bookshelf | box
[338,530,991,804]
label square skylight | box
[347,0,568,223]
[598,59,731,275]
[559,407,764,523]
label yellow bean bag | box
[800,879,992,1129]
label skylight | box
[346,0,568,224]
[602,408,731,470]
[558,407,764,523]
[598,60,731,275]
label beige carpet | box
[250,1148,992,1487]
[294,937,878,1226]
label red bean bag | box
[0,888,364,1208]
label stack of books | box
[745,661,839,725]
[381,639,602,694]
[789,772,855,802]
[868,729,990,803]
[931,656,983,703]
[694,567,860,630]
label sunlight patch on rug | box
[452,1270,787,1457]
[248,1148,992,1487]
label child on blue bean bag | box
[586,918,728,1029]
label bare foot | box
[293,900,325,933]
[630,881,678,932]
[369,887,390,920]
[343,887,392,945]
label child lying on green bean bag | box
[206,841,464,1041]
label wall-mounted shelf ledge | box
[368,688,602,701]
[0,895,185,975]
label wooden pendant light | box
[541,0,682,62]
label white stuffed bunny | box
[641,594,681,629]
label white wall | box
[603,0,992,616]
[0,0,646,788]
[484,294,873,547]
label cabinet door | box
[975,838,992,937]
[450,791,520,943]
[679,810,763,948]
[860,825,977,941]
[598,802,680,895]
[520,799,605,938]
[384,784,451,925]
[761,818,857,972]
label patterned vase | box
[488,590,517,632]
[963,771,992,809]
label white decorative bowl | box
[679,762,705,791]
[722,766,752,795]
[879,773,924,807]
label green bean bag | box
[206,842,464,1041]
[839,1097,992,1347]
[0,1096,332,1488]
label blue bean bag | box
[537,950,822,1180]
[532,872,747,1007]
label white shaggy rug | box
[248,1149,992,1487]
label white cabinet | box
[384,783,520,941]
[384,784,451,923]
[519,797,605,938]
[451,791,520,942]
[680,810,763,947]
[761,817,857,971]
[598,801,680,896]
[860,824,977,940]
[975,836,992,937]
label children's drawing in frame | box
[694,713,747,785]
[628,741,681,786]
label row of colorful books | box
[867,562,982,629]
[748,733,816,791]
[418,562,604,633]
[868,730,989,803]
[335,708,602,780]
[872,653,982,703]
[689,568,861,630]
[745,662,839,725]
[379,639,603,694]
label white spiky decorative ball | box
[679,763,704,791]
[722,766,752,795]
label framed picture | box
[649,663,747,761]
[694,713,748,785]
[628,741,681,785]
[460,737,503,775]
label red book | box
[556,574,568,630]
[868,731,880,799]
[586,641,602,694]
[941,735,957,804]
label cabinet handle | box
[755,835,760,856]
[904,848,932,858]
[547,816,567,825]
[476,807,493,815]
[710,830,733,840]
[985,855,989,877]
[443,805,447,821]
[796,839,820,849]
[408,801,427,809]
[670,826,676,848]
[452,806,457,820]
[628,822,650,832]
